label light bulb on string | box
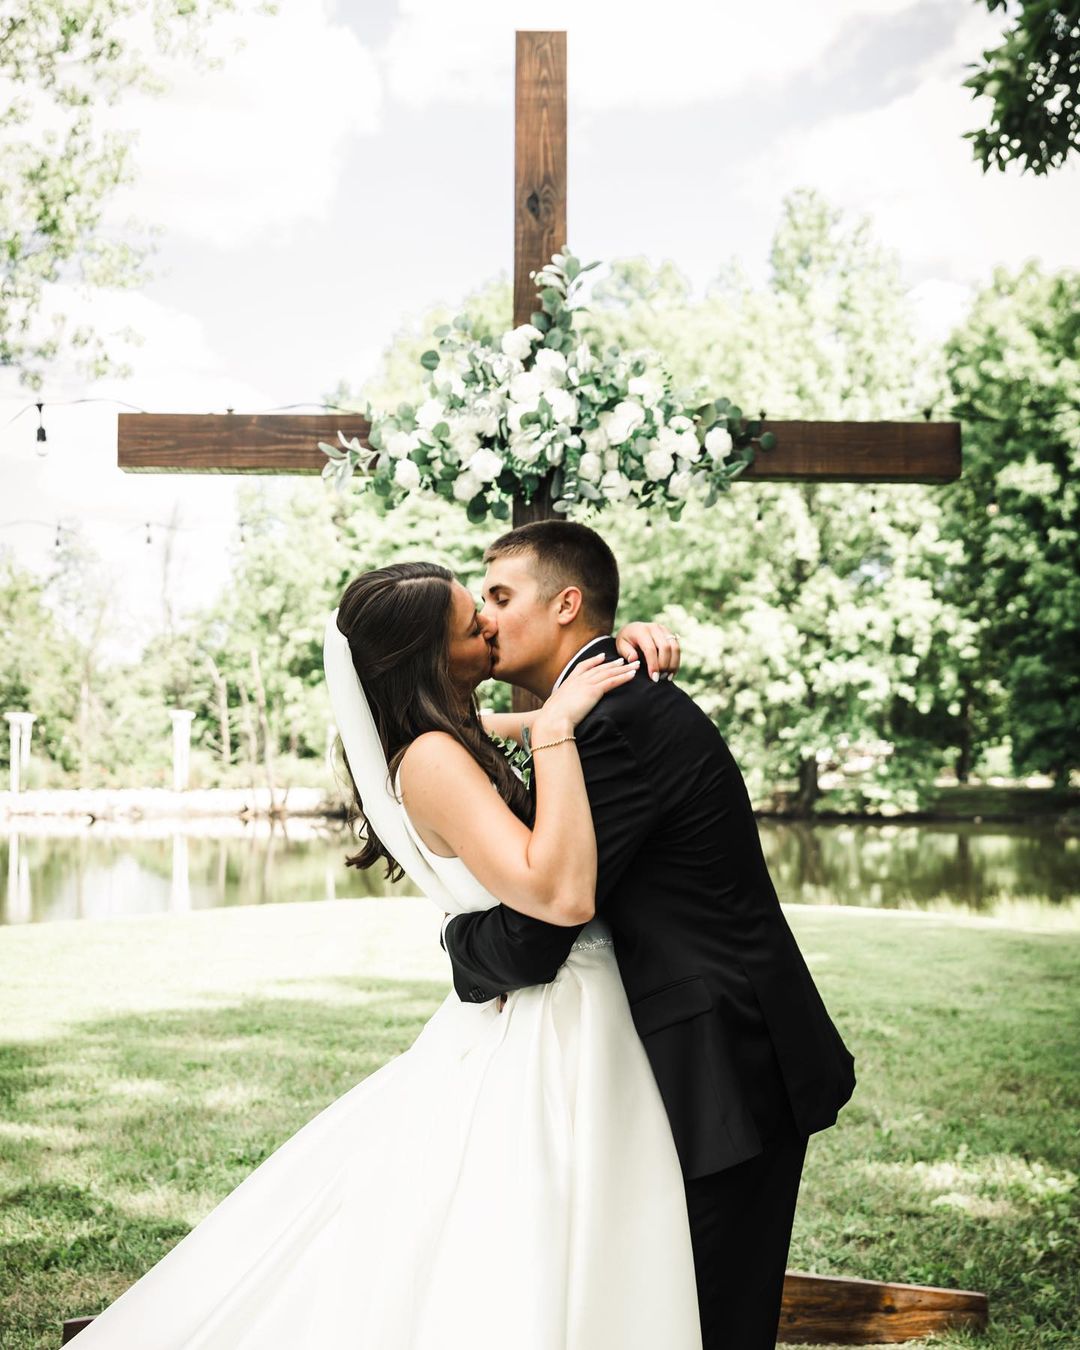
[54,521,62,547]
[145,521,152,545]
[238,517,246,547]
[35,403,48,457]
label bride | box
[70,562,702,1349]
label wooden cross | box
[106,28,982,1349]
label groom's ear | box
[554,586,584,627]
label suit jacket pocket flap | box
[630,976,713,1037]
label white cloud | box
[98,0,382,247]
[739,6,1080,285]
[379,0,917,110]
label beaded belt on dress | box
[569,925,614,953]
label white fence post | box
[4,713,36,794]
[170,710,196,792]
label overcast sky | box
[1,0,1076,660]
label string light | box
[35,403,47,456]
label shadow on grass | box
[2,944,1078,1349]
[0,975,445,1349]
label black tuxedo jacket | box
[444,637,856,1179]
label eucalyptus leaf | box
[759,431,777,451]
[420,350,439,371]
[531,311,551,332]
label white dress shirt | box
[440,635,613,955]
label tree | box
[0,0,274,389]
[941,261,1080,786]
[963,1,1080,175]
[579,190,963,812]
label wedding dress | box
[71,617,702,1349]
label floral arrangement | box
[320,248,775,522]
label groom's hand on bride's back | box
[615,622,681,683]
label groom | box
[442,520,856,1350]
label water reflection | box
[0,818,1075,926]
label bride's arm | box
[400,656,638,927]
[480,709,540,742]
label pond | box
[2,817,1076,926]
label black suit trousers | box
[683,1114,808,1350]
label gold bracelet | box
[530,734,577,753]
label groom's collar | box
[551,634,616,692]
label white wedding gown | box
[73,779,702,1349]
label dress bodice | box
[393,766,613,954]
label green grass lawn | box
[1,900,1077,1348]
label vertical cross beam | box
[512,29,566,531]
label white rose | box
[644,446,675,480]
[668,469,695,499]
[669,414,693,432]
[542,386,579,424]
[509,369,544,405]
[393,458,421,491]
[677,428,702,461]
[600,469,632,501]
[385,430,418,460]
[449,429,481,461]
[577,451,603,482]
[603,449,621,470]
[533,348,568,389]
[452,469,483,502]
[501,324,544,362]
[489,353,520,383]
[705,426,734,460]
[467,447,504,483]
[507,395,541,435]
[655,424,682,457]
[415,398,446,431]
[510,431,545,466]
[600,399,646,445]
[582,424,610,456]
[471,403,501,437]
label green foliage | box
[0,0,275,388]
[962,0,1080,175]
[941,261,1080,785]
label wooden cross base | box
[777,1271,989,1343]
[60,1272,987,1344]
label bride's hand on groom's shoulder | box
[537,654,640,739]
[615,622,681,683]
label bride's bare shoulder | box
[399,732,481,791]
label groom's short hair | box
[484,521,619,629]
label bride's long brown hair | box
[335,561,532,880]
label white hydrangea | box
[675,428,702,461]
[393,458,421,491]
[509,369,544,405]
[533,348,568,389]
[577,451,603,482]
[644,445,675,480]
[705,426,734,460]
[452,469,483,502]
[449,428,481,461]
[628,372,665,406]
[467,447,504,483]
[543,386,579,424]
[501,324,544,362]
[415,398,446,431]
[600,469,632,501]
[655,425,682,458]
[385,430,420,460]
[582,424,610,456]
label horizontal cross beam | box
[117,414,961,483]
